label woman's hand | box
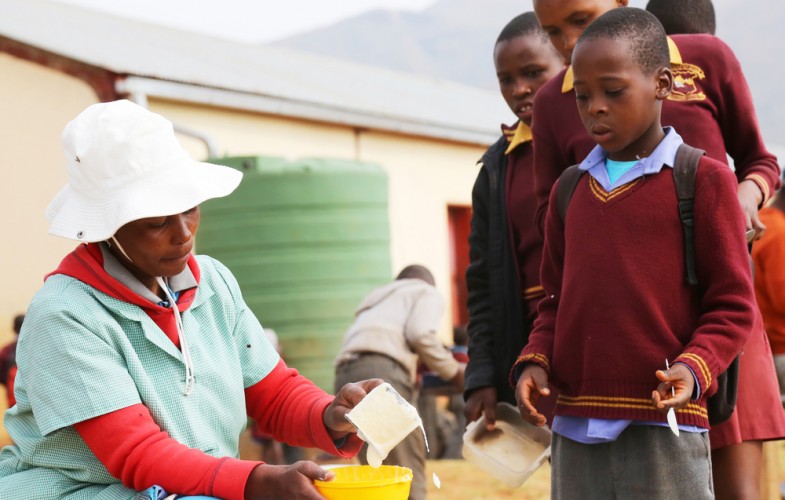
[324,378,385,439]
[651,363,695,412]
[244,461,332,499]
[738,179,766,240]
[515,365,550,427]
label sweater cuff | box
[744,174,771,206]
[210,457,263,500]
[675,353,713,397]
[509,352,550,388]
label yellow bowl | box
[314,465,413,500]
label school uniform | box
[529,33,785,449]
[465,122,546,407]
[517,130,754,498]
[532,35,780,232]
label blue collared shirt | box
[552,127,706,443]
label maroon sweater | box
[503,123,546,313]
[532,34,780,233]
[517,156,756,428]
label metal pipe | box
[118,82,220,159]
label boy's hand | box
[324,378,385,439]
[515,365,550,427]
[464,386,498,430]
[738,180,766,240]
[651,363,695,412]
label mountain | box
[270,0,784,151]
[271,0,525,92]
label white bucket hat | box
[46,99,242,242]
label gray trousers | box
[551,425,713,500]
[335,353,426,500]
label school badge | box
[670,63,706,101]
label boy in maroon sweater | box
[515,9,755,498]
[464,12,564,431]
[529,1,785,497]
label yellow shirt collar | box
[562,36,683,93]
[504,121,533,155]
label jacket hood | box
[355,279,432,315]
[46,243,200,346]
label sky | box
[52,0,439,44]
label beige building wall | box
[0,73,485,352]
[149,99,485,341]
[0,53,98,344]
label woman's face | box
[533,0,627,62]
[111,207,200,292]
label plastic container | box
[345,383,424,467]
[314,465,413,500]
[462,402,551,488]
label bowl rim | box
[314,465,413,489]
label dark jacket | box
[464,135,528,404]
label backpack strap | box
[672,143,706,286]
[556,164,584,222]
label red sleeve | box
[511,180,565,384]
[532,80,573,236]
[245,359,363,458]
[74,404,259,500]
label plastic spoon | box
[665,359,679,437]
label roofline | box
[116,76,498,146]
[0,35,120,102]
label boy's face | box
[572,37,672,161]
[533,0,627,62]
[494,34,565,126]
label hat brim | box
[46,159,242,242]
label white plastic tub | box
[462,402,551,488]
[345,383,424,467]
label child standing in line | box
[528,1,785,497]
[463,12,564,429]
[516,9,755,498]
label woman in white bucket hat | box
[0,100,381,499]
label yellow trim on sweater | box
[562,36,682,93]
[679,353,712,388]
[558,394,708,417]
[588,176,642,203]
[523,285,545,300]
[745,174,771,204]
[517,353,550,371]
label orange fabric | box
[752,207,785,354]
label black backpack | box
[555,143,739,426]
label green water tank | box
[197,156,391,392]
